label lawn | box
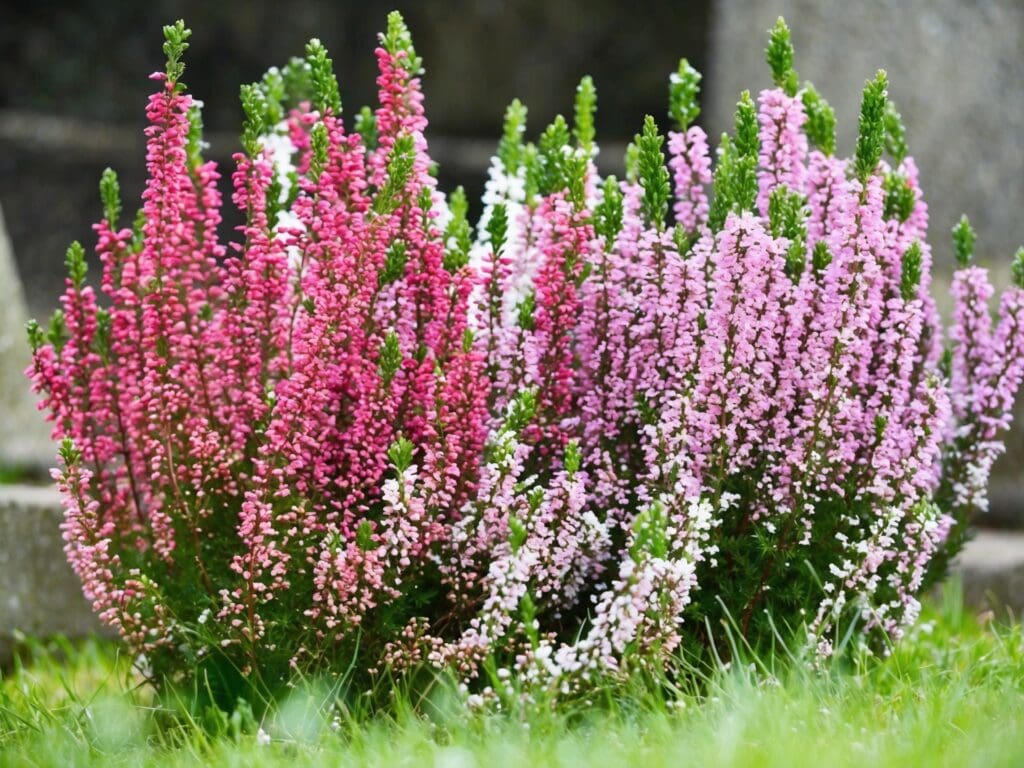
[2,581,1022,767]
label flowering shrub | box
[28,14,1024,703]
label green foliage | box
[64,241,87,290]
[418,185,433,213]
[93,307,112,363]
[595,175,624,244]
[801,83,836,156]
[508,514,528,552]
[635,115,670,230]
[281,56,315,107]
[356,520,376,551]
[768,187,808,279]
[937,346,953,380]
[309,122,329,183]
[702,90,757,231]
[854,70,888,183]
[58,436,81,467]
[630,502,669,561]
[536,115,572,197]
[443,187,472,272]
[25,318,44,353]
[523,109,589,210]
[708,134,737,232]
[379,242,408,287]
[635,392,658,427]
[883,171,916,222]
[1013,247,1024,288]
[486,203,509,256]
[731,91,760,214]
[767,186,805,240]
[668,58,702,130]
[516,291,536,332]
[673,224,696,255]
[240,83,268,157]
[388,436,415,473]
[734,90,759,158]
[901,241,923,301]
[185,105,205,170]
[355,106,378,150]
[258,67,287,126]
[506,388,538,432]
[572,75,597,152]
[498,99,528,176]
[162,20,191,86]
[564,440,581,475]
[812,240,833,272]
[522,143,541,201]
[884,99,909,163]
[383,11,423,75]
[379,331,402,386]
[519,592,539,646]
[766,17,799,96]
[99,168,121,226]
[305,38,342,115]
[373,134,416,214]
[952,214,976,268]
[131,208,146,253]
[566,153,588,211]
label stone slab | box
[954,529,1024,614]
[0,483,107,667]
[0,202,55,473]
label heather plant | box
[28,14,1024,707]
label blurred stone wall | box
[0,204,52,470]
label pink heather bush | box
[28,15,1024,704]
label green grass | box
[0,465,40,485]
[2,583,1023,767]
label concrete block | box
[0,484,106,666]
[954,529,1024,615]
[0,202,55,473]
